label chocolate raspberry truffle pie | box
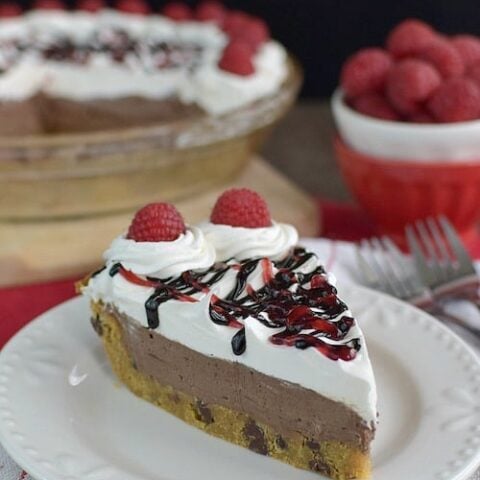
[80,189,377,480]
[0,0,289,135]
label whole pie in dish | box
[0,1,289,135]
[80,188,378,480]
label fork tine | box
[426,217,455,280]
[406,224,437,287]
[371,237,415,298]
[416,220,440,263]
[358,236,428,301]
[381,236,406,272]
[355,244,381,288]
[380,236,421,297]
[371,237,409,298]
[438,215,476,275]
[417,219,447,284]
[426,217,450,262]
[359,239,396,296]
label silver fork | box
[357,236,480,338]
[405,216,480,303]
[356,236,434,309]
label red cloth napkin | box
[1,200,479,350]
[0,276,77,349]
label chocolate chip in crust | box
[243,420,268,455]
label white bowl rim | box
[331,88,480,133]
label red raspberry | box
[222,10,251,37]
[162,2,193,21]
[408,109,435,123]
[196,1,226,25]
[77,0,104,12]
[340,48,392,98]
[351,92,400,121]
[386,59,441,115]
[0,2,21,16]
[468,62,480,88]
[218,41,255,76]
[115,0,150,14]
[417,40,464,78]
[451,35,480,68]
[211,188,272,228]
[236,18,270,50]
[386,19,439,58]
[33,0,65,9]
[127,203,186,242]
[427,78,480,122]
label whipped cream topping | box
[0,10,288,115]
[104,226,215,279]
[200,221,298,261]
[84,223,377,424]
[179,42,288,115]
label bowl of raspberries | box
[332,18,480,244]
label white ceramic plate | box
[0,288,480,480]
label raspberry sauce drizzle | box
[108,248,361,361]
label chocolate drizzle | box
[91,265,106,278]
[0,27,204,75]
[226,259,260,301]
[108,248,361,361]
[109,262,122,277]
[145,288,170,329]
[231,328,246,356]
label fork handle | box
[435,310,480,339]
[426,303,480,339]
[410,290,436,310]
[432,274,480,304]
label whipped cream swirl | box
[104,226,215,278]
[200,221,298,262]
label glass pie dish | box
[0,57,302,221]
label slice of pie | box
[80,189,377,480]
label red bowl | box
[334,136,480,243]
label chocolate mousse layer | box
[0,97,46,136]
[42,97,204,133]
[0,96,204,136]
[111,306,374,452]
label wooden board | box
[0,159,319,287]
